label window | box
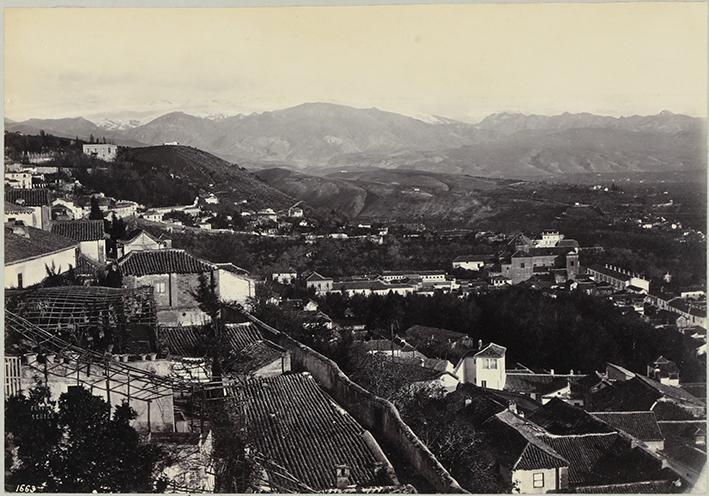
[17,273,23,289]
[533,473,544,488]
[155,281,167,294]
[483,358,498,369]
[481,380,487,388]
[570,261,575,267]
[520,262,526,268]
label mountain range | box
[5,103,705,177]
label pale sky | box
[4,3,708,123]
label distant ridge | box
[6,103,705,177]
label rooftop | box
[51,220,106,242]
[224,339,287,376]
[474,342,506,359]
[119,249,214,276]
[225,373,394,491]
[6,188,52,206]
[158,322,263,357]
[591,412,665,443]
[5,223,78,265]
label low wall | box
[245,314,467,493]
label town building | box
[212,262,256,308]
[117,229,171,258]
[380,270,447,283]
[287,206,304,218]
[452,255,492,271]
[454,342,507,390]
[82,143,118,161]
[305,272,334,294]
[50,219,107,263]
[5,201,40,228]
[6,188,52,230]
[587,264,650,293]
[119,249,255,325]
[119,249,217,325]
[331,279,416,297]
[647,356,681,386]
[4,222,79,289]
[271,270,298,285]
[5,171,33,189]
[51,198,86,220]
[502,247,579,285]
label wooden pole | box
[126,371,131,408]
[147,400,152,433]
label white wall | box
[5,209,40,228]
[512,468,559,494]
[5,247,77,288]
[217,270,255,306]
[79,239,106,262]
[453,261,485,271]
[475,354,506,390]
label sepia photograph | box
[2,1,707,493]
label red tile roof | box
[159,322,263,357]
[226,373,391,490]
[51,220,105,241]
[119,249,214,276]
[474,343,506,358]
[5,224,78,265]
[224,339,287,375]
[6,188,52,206]
[591,412,664,443]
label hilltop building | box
[305,272,334,294]
[82,143,118,161]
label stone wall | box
[245,314,467,493]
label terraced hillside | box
[120,145,293,209]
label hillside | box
[119,145,294,209]
[255,167,510,221]
[7,104,705,178]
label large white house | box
[83,143,118,161]
[4,222,78,289]
[454,342,507,390]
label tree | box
[5,384,164,492]
[89,196,104,220]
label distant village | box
[4,140,707,493]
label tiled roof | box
[361,339,403,352]
[5,224,78,265]
[118,229,160,245]
[6,188,52,206]
[537,432,667,486]
[225,373,391,490]
[591,412,664,442]
[453,254,492,262]
[119,249,214,276]
[574,480,676,493]
[4,201,34,214]
[159,322,263,357]
[382,270,446,276]
[515,442,569,470]
[225,339,287,375]
[474,343,506,358]
[51,220,105,241]
[528,398,613,436]
[214,262,250,275]
[75,253,104,276]
[587,265,632,282]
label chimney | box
[335,465,351,489]
[478,339,483,350]
[550,368,555,375]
